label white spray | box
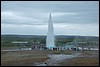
[46,13,55,49]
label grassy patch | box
[60,56,99,66]
[1,50,49,66]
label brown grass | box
[60,57,99,66]
[1,50,99,66]
[59,50,99,66]
[1,50,49,66]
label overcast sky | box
[1,1,99,36]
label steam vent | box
[46,13,55,49]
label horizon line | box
[1,34,99,37]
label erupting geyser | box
[46,13,55,49]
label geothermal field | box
[1,50,99,66]
[1,1,99,66]
[1,35,99,66]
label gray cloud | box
[1,1,99,36]
[1,1,99,25]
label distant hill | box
[1,35,99,41]
[1,35,99,47]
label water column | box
[46,13,55,49]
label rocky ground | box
[1,50,99,66]
[59,51,99,66]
